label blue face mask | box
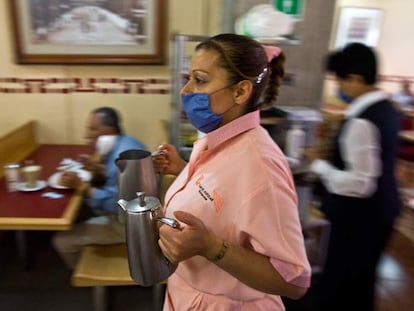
[182,84,234,133]
[337,89,353,104]
[182,93,223,133]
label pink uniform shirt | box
[163,111,311,310]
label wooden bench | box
[0,120,38,248]
[71,243,166,311]
[0,120,38,178]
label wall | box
[1,0,413,149]
[323,0,414,100]
[0,0,211,151]
[218,0,336,108]
[279,0,336,107]
[333,0,414,76]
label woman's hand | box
[153,144,187,176]
[158,211,220,264]
[159,212,308,299]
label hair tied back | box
[263,45,282,63]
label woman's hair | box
[195,33,285,112]
[325,42,377,85]
[93,106,123,134]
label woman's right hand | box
[153,143,186,176]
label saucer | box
[17,180,47,192]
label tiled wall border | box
[379,75,414,83]
[0,75,412,94]
[0,77,170,94]
[326,75,414,84]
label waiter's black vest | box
[323,99,401,226]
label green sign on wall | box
[273,0,303,19]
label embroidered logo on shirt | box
[194,174,224,213]
[213,191,224,213]
[195,175,204,186]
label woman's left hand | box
[158,211,220,264]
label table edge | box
[0,191,83,230]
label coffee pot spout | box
[117,199,128,212]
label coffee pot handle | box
[115,158,126,173]
[157,217,180,229]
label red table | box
[0,144,91,230]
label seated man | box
[52,106,147,269]
[392,79,414,111]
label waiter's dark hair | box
[93,106,123,134]
[325,42,377,85]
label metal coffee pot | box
[117,191,179,287]
[115,149,161,223]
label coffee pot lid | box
[124,192,160,213]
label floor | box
[0,213,413,311]
[284,205,414,311]
[0,231,160,311]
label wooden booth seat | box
[0,121,38,178]
[71,243,166,311]
[0,120,37,240]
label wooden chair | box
[71,243,165,311]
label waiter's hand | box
[304,147,321,162]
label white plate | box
[48,170,92,189]
[17,180,47,192]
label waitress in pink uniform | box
[153,33,311,310]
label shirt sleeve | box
[239,161,311,288]
[86,135,147,214]
[85,181,118,213]
[309,118,381,197]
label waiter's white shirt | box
[310,90,389,198]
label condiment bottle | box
[286,121,306,159]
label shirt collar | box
[345,90,389,118]
[199,110,260,150]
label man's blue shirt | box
[85,134,146,214]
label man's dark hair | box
[325,42,377,85]
[93,106,123,134]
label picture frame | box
[8,0,166,65]
[334,7,383,49]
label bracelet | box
[209,240,229,262]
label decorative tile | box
[0,77,171,94]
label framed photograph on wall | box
[334,7,383,48]
[8,0,166,65]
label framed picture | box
[334,7,383,49]
[8,0,166,65]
